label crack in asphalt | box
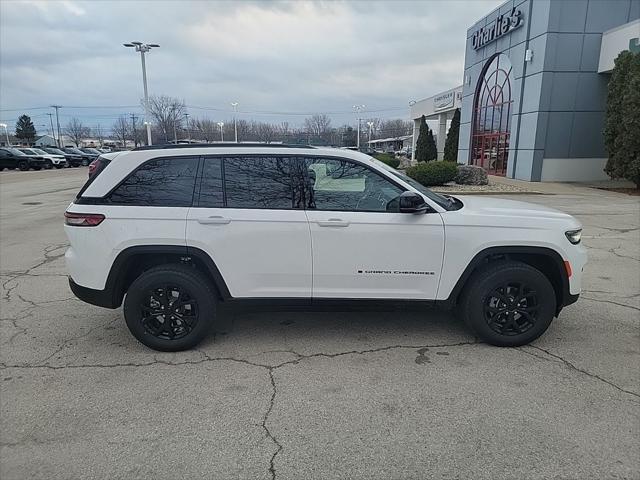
[518,345,640,400]
[581,295,640,312]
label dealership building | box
[412,0,639,181]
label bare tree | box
[379,119,412,138]
[146,95,185,143]
[304,114,332,137]
[112,116,129,148]
[257,123,277,143]
[94,124,105,147]
[192,118,218,143]
[65,118,90,147]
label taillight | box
[88,159,98,177]
[64,212,105,227]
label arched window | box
[471,54,513,176]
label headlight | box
[565,229,582,244]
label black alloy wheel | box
[140,285,199,340]
[459,261,556,347]
[18,160,29,171]
[483,282,539,336]
[123,264,217,351]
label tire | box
[18,160,29,171]
[458,261,556,347]
[44,160,53,169]
[123,264,217,351]
[55,164,63,169]
[81,158,89,166]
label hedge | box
[405,161,458,186]
[373,153,400,169]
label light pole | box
[353,104,365,150]
[367,121,374,149]
[183,113,190,142]
[0,123,9,146]
[231,102,238,143]
[217,122,224,142]
[123,41,159,146]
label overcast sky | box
[0,0,502,133]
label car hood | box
[452,195,579,225]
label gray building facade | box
[457,0,640,181]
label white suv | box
[64,145,587,351]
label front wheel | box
[44,160,53,169]
[18,160,29,171]
[81,158,89,166]
[458,261,556,347]
[123,264,217,351]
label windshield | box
[18,149,35,155]
[85,148,101,154]
[32,148,48,155]
[46,148,65,155]
[371,158,457,211]
[7,148,25,156]
[67,148,83,154]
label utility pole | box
[123,42,159,145]
[353,104,365,151]
[183,113,190,142]
[217,122,224,142]
[51,105,62,148]
[47,113,56,144]
[130,113,138,147]
[367,121,374,149]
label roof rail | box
[132,143,316,151]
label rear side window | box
[76,156,111,199]
[223,156,295,209]
[198,157,224,208]
[108,157,198,207]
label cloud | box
[0,0,502,128]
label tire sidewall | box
[124,267,216,351]
[463,263,556,347]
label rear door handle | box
[317,218,350,227]
[197,216,231,225]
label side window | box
[109,157,198,206]
[303,157,403,212]
[198,157,224,207]
[224,156,294,209]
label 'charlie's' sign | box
[471,8,523,50]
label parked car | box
[80,147,102,158]
[11,148,47,170]
[19,148,67,169]
[62,147,92,166]
[40,147,82,167]
[0,147,31,171]
[65,144,586,352]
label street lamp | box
[0,123,9,146]
[366,121,374,148]
[217,122,224,142]
[183,113,190,142]
[231,102,238,143]
[353,104,365,150]
[123,41,159,146]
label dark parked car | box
[2,147,49,170]
[62,147,92,166]
[80,147,102,158]
[0,147,31,171]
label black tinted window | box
[224,156,295,209]
[198,157,224,208]
[109,157,197,206]
[303,157,403,212]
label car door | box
[186,155,312,299]
[302,156,444,300]
[0,149,10,169]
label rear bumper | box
[69,277,119,309]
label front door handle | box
[197,216,231,225]
[317,218,350,227]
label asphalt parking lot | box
[1,168,639,480]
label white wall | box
[598,19,640,73]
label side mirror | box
[399,191,429,214]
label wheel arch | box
[104,245,231,308]
[446,246,570,314]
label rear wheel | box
[458,261,556,347]
[18,161,29,171]
[123,264,217,351]
[81,158,89,166]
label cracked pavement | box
[1,168,639,480]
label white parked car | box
[19,147,67,168]
[65,145,586,351]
